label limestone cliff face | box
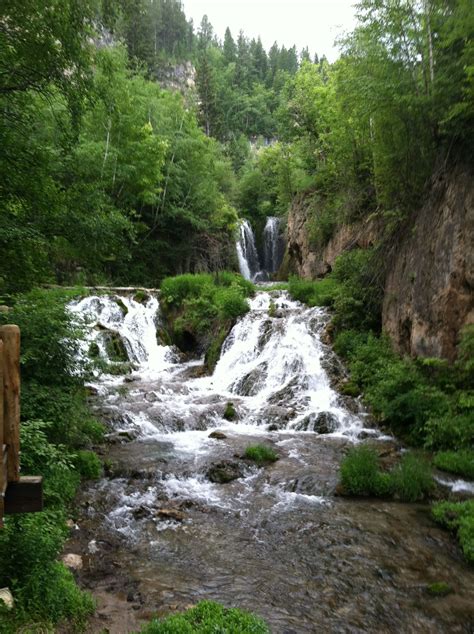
[284,160,474,361]
[382,162,474,361]
[285,193,379,279]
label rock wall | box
[382,161,474,361]
[284,193,380,279]
[284,160,474,361]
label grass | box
[433,450,474,480]
[432,500,474,563]
[340,446,393,497]
[244,444,279,465]
[138,600,269,633]
[288,276,338,307]
[340,447,433,501]
[426,582,453,597]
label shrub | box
[432,501,474,563]
[244,445,279,465]
[160,273,253,364]
[288,276,338,307]
[433,451,474,479]
[139,600,269,633]
[390,453,433,501]
[73,450,102,480]
[340,446,393,496]
[424,414,474,451]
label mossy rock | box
[134,290,150,304]
[426,582,453,597]
[223,401,236,421]
[339,381,361,397]
[103,331,129,362]
[88,341,101,359]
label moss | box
[426,582,453,597]
[133,290,150,303]
[223,401,236,421]
[339,381,361,397]
[103,331,129,362]
[244,444,279,465]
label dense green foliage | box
[0,291,101,629]
[160,273,253,365]
[432,501,474,563]
[244,445,279,465]
[433,451,474,480]
[340,447,433,501]
[139,600,269,633]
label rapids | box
[67,290,474,633]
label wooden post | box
[0,326,20,484]
[0,340,4,528]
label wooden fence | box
[0,325,42,528]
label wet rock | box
[262,406,296,430]
[206,461,245,484]
[295,411,339,434]
[155,508,185,522]
[124,375,138,383]
[232,365,268,396]
[209,431,227,439]
[132,506,151,520]
[62,553,83,570]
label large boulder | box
[295,411,339,434]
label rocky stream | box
[64,290,474,633]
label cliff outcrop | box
[284,194,380,279]
[284,160,474,360]
[382,161,474,361]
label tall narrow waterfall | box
[236,220,261,281]
[263,216,285,274]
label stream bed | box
[66,290,474,633]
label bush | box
[424,413,474,450]
[160,273,253,364]
[390,453,433,501]
[73,450,102,480]
[432,501,474,563]
[139,600,269,633]
[340,446,393,496]
[288,276,338,307]
[433,451,474,479]
[244,445,279,465]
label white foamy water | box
[72,289,374,516]
[69,294,176,373]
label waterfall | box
[69,294,176,373]
[236,217,285,281]
[236,220,261,281]
[263,216,285,274]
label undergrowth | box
[138,600,269,633]
[160,272,254,368]
[0,289,101,630]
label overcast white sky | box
[182,0,357,62]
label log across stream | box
[66,290,474,633]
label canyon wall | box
[284,161,474,360]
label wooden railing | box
[0,325,42,528]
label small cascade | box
[69,294,176,373]
[263,216,285,274]
[236,220,261,281]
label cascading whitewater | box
[72,289,362,439]
[236,220,261,281]
[69,294,175,373]
[262,216,285,274]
